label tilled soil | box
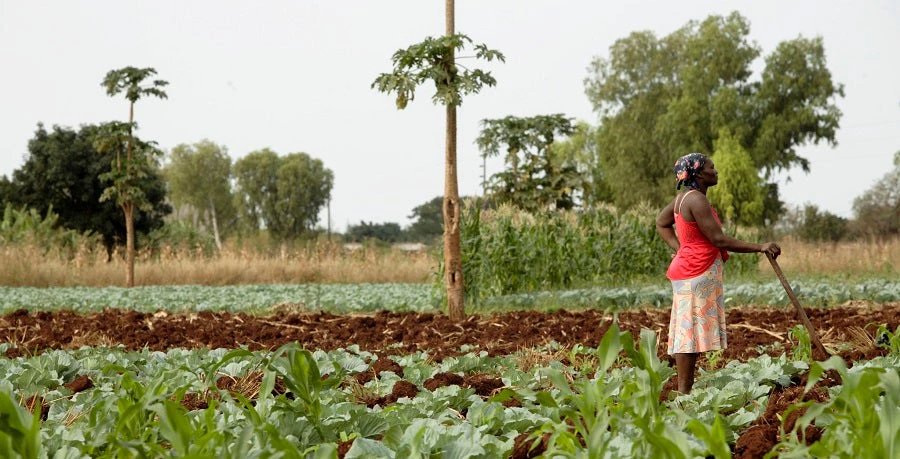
[3,302,898,459]
[2,302,897,362]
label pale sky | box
[1,1,898,232]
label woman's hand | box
[760,242,781,259]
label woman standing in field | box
[656,153,781,394]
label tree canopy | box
[477,114,587,211]
[345,221,404,243]
[852,151,900,239]
[406,196,444,243]
[0,123,170,252]
[707,128,765,226]
[584,11,843,217]
[232,149,333,240]
[164,140,236,248]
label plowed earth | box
[3,302,898,459]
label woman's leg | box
[674,352,698,393]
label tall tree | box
[584,12,843,217]
[269,153,334,240]
[549,121,612,209]
[371,4,504,320]
[0,123,169,253]
[852,151,900,239]
[406,196,445,243]
[476,114,583,211]
[707,128,765,226]
[232,149,333,240]
[345,221,404,243]
[232,148,279,234]
[164,140,236,249]
[99,66,169,287]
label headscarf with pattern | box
[673,153,708,190]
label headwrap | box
[673,153,707,190]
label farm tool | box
[766,252,830,358]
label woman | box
[656,153,780,394]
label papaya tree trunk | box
[124,201,135,287]
[125,101,136,287]
[444,104,464,320]
[444,0,464,320]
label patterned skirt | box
[667,257,726,354]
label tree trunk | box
[444,0,465,320]
[125,101,136,287]
[209,197,222,251]
[124,201,135,287]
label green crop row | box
[2,279,898,315]
[1,326,898,457]
[0,283,436,315]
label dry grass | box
[1,236,896,287]
[755,237,899,276]
[0,240,436,287]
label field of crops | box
[1,283,899,458]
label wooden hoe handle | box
[766,252,830,357]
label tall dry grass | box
[756,237,898,276]
[1,236,896,288]
[0,240,435,287]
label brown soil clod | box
[423,372,465,391]
[63,375,93,394]
[511,432,552,459]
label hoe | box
[766,252,830,358]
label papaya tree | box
[98,67,168,287]
[371,3,504,319]
[476,114,582,211]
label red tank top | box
[666,191,729,280]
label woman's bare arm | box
[656,199,679,252]
[686,193,780,256]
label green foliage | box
[0,204,101,256]
[852,151,900,239]
[799,204,849,242]
[442,203,759,306]
[101,67,168,103]
[144,219,218,257]
[0,283,438,314]
[774,356,900,458]
[0,123,169,252]
[2,279,899,315]
[0,331,898,456]
[232,149,334,240]
[93,121,166,212]
[0,391,41,458]
[477,114,587,211]
[550,121,613,208]
[875,325,900,355]
[707,128,764,226]
[164,140,237,244]
[345,221,404,244]
[371,34,504,108]
[406,196,444,243]
[585,11,843,218]
[787,324,812,363]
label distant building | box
[392,242,427,252]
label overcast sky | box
[1,1,898,232]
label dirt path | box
[3,302,897,362]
